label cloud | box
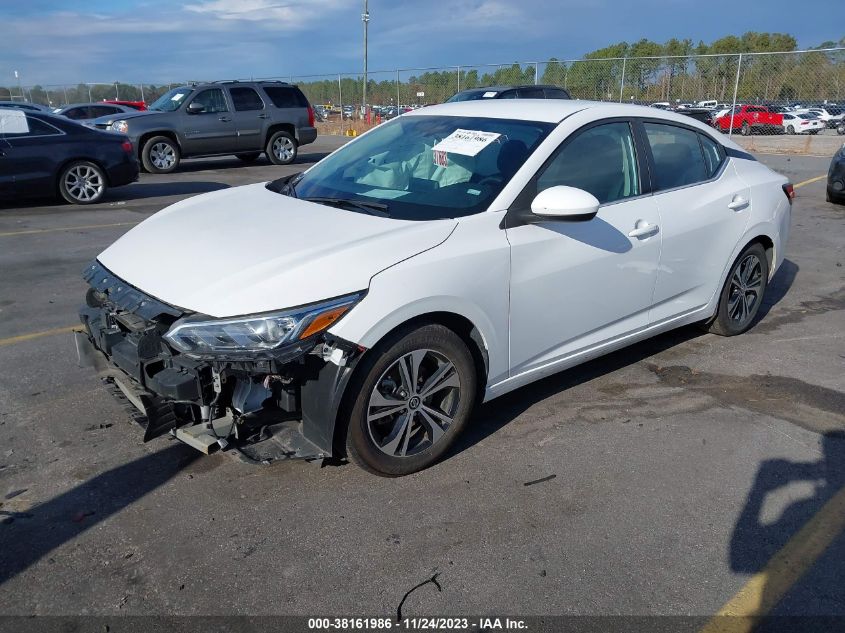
[184,0,342,26]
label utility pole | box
[362,0,369,120]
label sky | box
[1,0,842,86]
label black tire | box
[236,152,261,163]
[141,135,180,174]
[786,125,795,135]
[706,243,769,336]
[58,160,107,205]
[740,122,751,136]
[345,324,477,477]
[265,131,298,165]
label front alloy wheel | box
[59,161,106,204]
[346,324,477,476]
[141,136,180,174]
[366,349,461,458]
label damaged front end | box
[76,260,365,463]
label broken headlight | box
[163,293,363,356]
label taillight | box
[782,183,795,204]
[121,140,133,154]
[307,105,315,127]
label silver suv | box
[93,81,317,173]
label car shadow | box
[451,325,707,459]
[107,180,230,201]
[171,151,333,174]
[0,443,199,587]
[448,258,798,461]
[728,430,845,629]
[756,257,799,323]
[0,181,230,210]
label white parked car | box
[803,106,844,127]
[782,112,825,135]
[76,101,792,475]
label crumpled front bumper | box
[76,260,361,461]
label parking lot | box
[0,136,843,626]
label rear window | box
[262,86,308,108]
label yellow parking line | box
[0,325,81,347]
[793,175,826,189]
[0,221,138,238]
[699,486,845,633]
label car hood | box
[97,183,457,317]
[92,109,161,126]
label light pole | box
[14,70,22,101]
[362,0,369,120]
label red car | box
[102,100,146,111]
[714,105,783,135]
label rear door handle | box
[728,195,749,211]
[219,116,232,122]
[257,113,269,119]
[628,223,659,238]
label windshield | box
[290,115,553,220]
[148,87,193,112]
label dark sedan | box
[446,84,572,102]
[827,144,845,205]
[0,109,139,204]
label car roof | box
[406,99,725,129]
[58,102,130,110]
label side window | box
[498,90,518,99]
[543,88,569,99]
[230,87,264,111]
[90,106,118,118]
[190,89,228,113]
[643,122,708,191]
[536,121,640,205]
[698,134,725,178]
[20,117,62,137]
[262,86,307,108]
[64,107,89,120]
[518,87,544,99]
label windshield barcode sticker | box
[432,129,501,157]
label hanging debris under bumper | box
[75,260,363,464]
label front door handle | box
[219,116,232,122]
[628,223,659,238]
[728,195,749,211]
[257,113,269,119]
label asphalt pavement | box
[0,139,842,623]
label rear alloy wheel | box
[345,324,477,476]
[786,125,795,135]
[266,131,298,165]
[141,136,180,174]
[58,161,106,204]
[740,122,751,136]
[706,243,769,336]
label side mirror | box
[530,186,600,221]
[186,102,205,114]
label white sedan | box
[782,112,825,134]
[77,101,792,475]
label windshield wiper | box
[266,172,301,197]
[302,197,390,217]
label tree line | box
[3,33,843,108]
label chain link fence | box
[5,48,843,142]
